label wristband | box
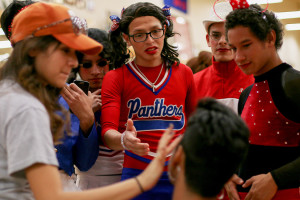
[135,177,145,193]
[121,131,127,150]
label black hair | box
[109,2,179,68]
[67,28,114,83]
[181,98,249,197]
[225,4,283,50]
[0,0,36,40]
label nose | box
[145,33,155,43]
[218,34,227,45]
[90,64,103,75]
[234,49,246,64]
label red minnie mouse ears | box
[212,0,269,22]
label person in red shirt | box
[101,3,196,200]
[194,1,254,112]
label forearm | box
[271,157,300,189]
[74,125,99,171]
[27,164,144,200]
[79,113,94,136]
[103,129,123,150]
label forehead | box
[209,22,225,33]
[83,54,102,61]
[128,16,162,33]
[227,26,255,44]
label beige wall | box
[1,0,300,69]
[68,0,300,70]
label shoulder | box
[282,66,300,105]
[0,80,46,113]
[194,65,212,81]
[173,62,193,75]
[103,66,126,84]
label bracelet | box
[135,177,144,193]
[121,131,127,150]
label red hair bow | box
[229,0,249,10]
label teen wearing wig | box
[169,98,249,200]
[225,1,300,199]
[101,2,196,199]
[0,2,180,200]
[1,1,99,191]
[65,28,124,189]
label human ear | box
[168,145,183,184]
[206,34,211,47]
[123,33,131,46]
[267,30,276,47]
[28,48,39,57]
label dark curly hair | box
[181,98,249,197]
[109,2,179,68]
[225,4,283,50]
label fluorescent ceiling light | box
[176,17,186,24]
[248,0,283,4]
[285,23,300,31]
[275,11,300,19]
[0,41,12,49]
[0,28,4,36]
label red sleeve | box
[182,63,197,119]
[100,68,123,138]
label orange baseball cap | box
[10,2,102,55]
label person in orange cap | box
[0,2,180,199]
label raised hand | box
[138,124,182,191]
[61,83,94,134]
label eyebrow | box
[229,38,252,47]
[132,25,163,33]
[240,39,252,44]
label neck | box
[134,57,163,67]
[254,51,282,76]
[172,173,217,200]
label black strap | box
[238,84,253,115]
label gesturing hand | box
[138,124,182,191]
[225,174,244,200]
[243,173,277,200]
[122,119,150,156]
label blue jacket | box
[56,96,99,176]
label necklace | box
[133,62,164,92]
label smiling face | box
[206,22,234,62]
[123,16,165,67]
[79,54,109,91]
[227,26,275,76]
[34,43,78,88]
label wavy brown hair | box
[0,36,69,143]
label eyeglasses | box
[32,16,88,36]
[79,60,108,69]
[209,32,223,42]
[129,29,164,43]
